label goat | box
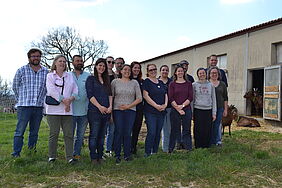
[237,116,261,127]
[244,88,263,115]
[222,105,238,136]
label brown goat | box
[222,105,238,136]
[244,88,263,115]
[237,116,261,127]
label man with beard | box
[71,55,90,160]
[12,48,48,157]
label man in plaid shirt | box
[12,48,48,157]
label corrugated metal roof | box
[141,17,282,63]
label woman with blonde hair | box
[46,54,78,163]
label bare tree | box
[31,26,108,71]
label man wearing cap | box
[179,60,195,83]
[207,54,228,87]
[12,48,48,157]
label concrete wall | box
[141,23,282,115]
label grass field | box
[0,112,282,188]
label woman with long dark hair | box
[130,61,144,154]
[168,65,193,152]
[86,58,112,165]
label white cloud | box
[220,0,256,4]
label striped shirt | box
[12,64,48,107]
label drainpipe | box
[243,32,249,115]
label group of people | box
[11,48,228,165]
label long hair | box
[51,54,67,72]
[94,58,111,94]
[130,61,142,81]
[173,65,186,81]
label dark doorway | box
[251,69,264,116]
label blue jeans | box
[105,121,115,151]
[113,110,136,159]
[162,108,171,152]
[72,115,88,156]
[144,112,165,156]
[211,108,224,145]
[169,108,192,151]
[88,111,109,160]
[12,106,43,156]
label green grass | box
[0,112,282,187]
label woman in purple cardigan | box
[168,65,193,152]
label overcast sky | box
[0,0,281,82]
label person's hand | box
[119,104,129,111]
[178,109,185,115]
[159,104,167,111]
[106,107,112,114]
[62,98,72,106]
[212,115,216,121]
[65,105,70,112]
[98,106,108,114]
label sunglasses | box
[107,61,115,64]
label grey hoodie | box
[192,80,217,116]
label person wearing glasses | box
[130,61,144,155]
[158,65,172,153]
[71,55,90,160]
[111,64,142,163]
[143,64,168,157]
[104,56,116,156]
[207,67,228,146]
[192,68,216,149]
[46,54,78,163]
[12,48,48,158]
[114,57,125,77]
[86,58,112,165]
[168,65,193,153]
[207,54,228,87]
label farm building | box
[141,18,282,122]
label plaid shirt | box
[12,64,48,107]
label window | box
[217,54,227,69]
[276,43,282,63]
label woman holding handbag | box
[45,54,78,163]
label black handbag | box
[45,77,64,105]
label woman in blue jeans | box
[208,67,228,146]
[86,58,112,165]
[111,64,142,163]
[168,66,193,152]
[143,64,168,157]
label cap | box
[179,60,189,65]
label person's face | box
[198,69,207,80]
[210,69,219,80]
[181,64,188,72]
[115,59,124,71]
[72,56,84,70]
[132,64,140,77]
[147,65,157,78]
[96,62,106,75]
[55,57,66,72]
[175,67,184,79]
[160,66,169,78]
[121,65,131,79]
[209,56,218,67]
[106,57,114,70]
[28,51,41,66]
